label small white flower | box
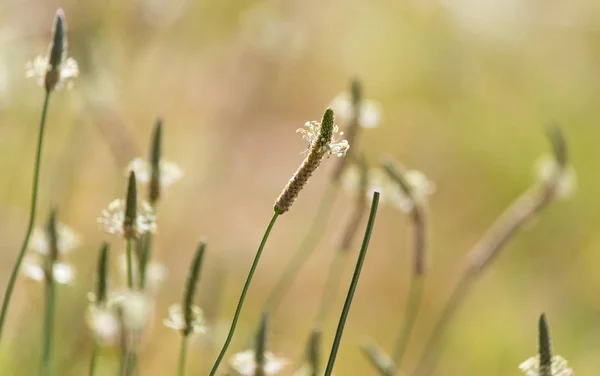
[98,199,156,238]
[126,158,183,189]
[229,349,289,376]
[535,155,576,200]
[343,166,435,213]
[329,92,382,129]
[297,121,349,157]
[22,256,74,284]
[25,55,78,90]
[29,222,79,256]
[86,305,121,346]
[163,303,207,335]
[519,355,573,376]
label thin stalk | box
[412,272,473,376]
[391,275,424,368]
[314,250,348,326]
[0,91,52,339]
[41,276,56,376]
[324,192,380,376]
[88,343,98,376]
[177,336,189,376]
[263,183,338,315]
[208,212,280,376]
[119,345,129,376]
[126,239,134,289]
[139,232,153,289]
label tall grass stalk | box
[413,127,569,376]
[324,191,379,376]
[208,212,279,376]
[41,266,56,376]
[0,91,52,339]
[177,336,189,376]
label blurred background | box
[0,0,599,374]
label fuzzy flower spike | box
[26,9,78,92]
[519,314,573,376]
[274,108,349,214]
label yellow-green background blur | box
[0,0,598,375]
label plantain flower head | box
[25,9,78,91]
[519,355,573,376]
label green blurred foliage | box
[0,0,599,375]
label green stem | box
[208,212,280,376]
[0,91,52,340]
[88,343,98,376]
[177,335,189,376]
[314,250,348,327]
[139,233,153,289]
[263,183,338,315]
[391,275,424,369]
[41,275,56,376]
[324,192,379,376]
[126,239,134,289]
[119,344,128,376]
[412,272,474,376]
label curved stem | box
[412,272,474,376]
[0,91,52,340]
[177,336,189,376]
[208,212,280,376]
[392,275,424,369]
[263,183,338,315]
[41,277,56,376]
[324,192,380,376]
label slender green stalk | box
[412,272,473,376]
[0,91,52,339]
[177,336,189,376]
[139,232,153,289]
[324,192,380,376]
[88,343,99,376]
[119,344,128,376]
[314,250,348,326]
[126,239,134,289]
[263,183,338,315]
[391,275,424,368]
[41,275,56,376]
[208,212,280,376]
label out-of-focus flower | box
[98,199,156,238]
[229,349,289,376]
[86,305,121,346]
[163,303,207,335]
[343,166,435,212]
[329,92,381,129]
[519,355,573,376]
[535,154,576,200]
[126,158,183,190]
[113,290,152,331]
[22,255,74,284]
[25,10,78,91]
[26,55,78,90]
[29,222,79,256]
[297,121,349,158]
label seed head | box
[274,108,349,214]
